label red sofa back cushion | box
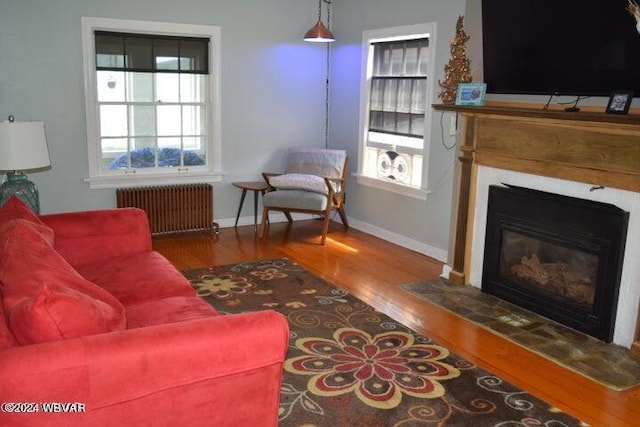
[0,220,126,345]
[0,196,54,244]
[40,208,152,268]
[9,283,126,344]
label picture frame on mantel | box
[455,82,487,106]
[606,91,634,114]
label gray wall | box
[0,0,329,215]
[1,0,467,260]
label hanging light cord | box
[316,0,322,23]
[324,43,331,149]
[324,0,332,149]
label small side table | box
[232,181,268,233]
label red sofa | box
[0,197,289,426]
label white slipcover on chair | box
[259,147,348,244]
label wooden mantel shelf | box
[433,103,640,126]
[435,103,640,194]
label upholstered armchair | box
[259,147,348,244]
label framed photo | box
[455,82,487,106]
[605,91,633,114]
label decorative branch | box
[438,16,473,104]
[627,0,640,32]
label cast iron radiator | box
[116,184,218,235]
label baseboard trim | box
[218,214,448,263]
[345,217,448,263]
[216,213,313,229]
[440,264,452,279]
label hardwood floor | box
[153,220,640,427]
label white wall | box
[0,0,466,261]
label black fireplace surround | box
[482,185,629,342]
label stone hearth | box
[402,278,640,390]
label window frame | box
[355,23,438,200]
[81,17,222,189]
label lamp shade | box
[0,120,50,171]
[304,20,335,42]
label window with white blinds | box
[368,39,428,139]
[357,24,436,199]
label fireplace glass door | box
[482,184,628,342]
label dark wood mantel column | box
[448,113,476,285]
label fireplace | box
[482,184,629,342]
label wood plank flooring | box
[153,220,640,427]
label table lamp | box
[0,115,51,214]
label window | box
[356,23,437,199]
[81,17,222,189]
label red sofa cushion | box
[0,220,126,344]
[125,296,219,329]
[0,196,54,244]
[0,300,17,348]
[76,252,196,306]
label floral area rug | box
[183,258,585,427]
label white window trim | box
[355,22,438,200]
[354,174,431,200]
[81,17,223,189]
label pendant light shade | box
[304,20,335,42]
[304,0,335,43]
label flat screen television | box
[482,0,640,96]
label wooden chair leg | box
[320,212,331,245]
[337,206,349,228]
[259,207,269,238]
[284,212,293,223]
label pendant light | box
[304,0,335,43]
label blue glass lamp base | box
[0,173,40,214]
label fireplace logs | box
[509,254,595,306]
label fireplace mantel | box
[434,103,640,350]
[433,103,640,126]
[434,104,640,194]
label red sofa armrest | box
[0,310,289,427]
[40,208,152,267]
